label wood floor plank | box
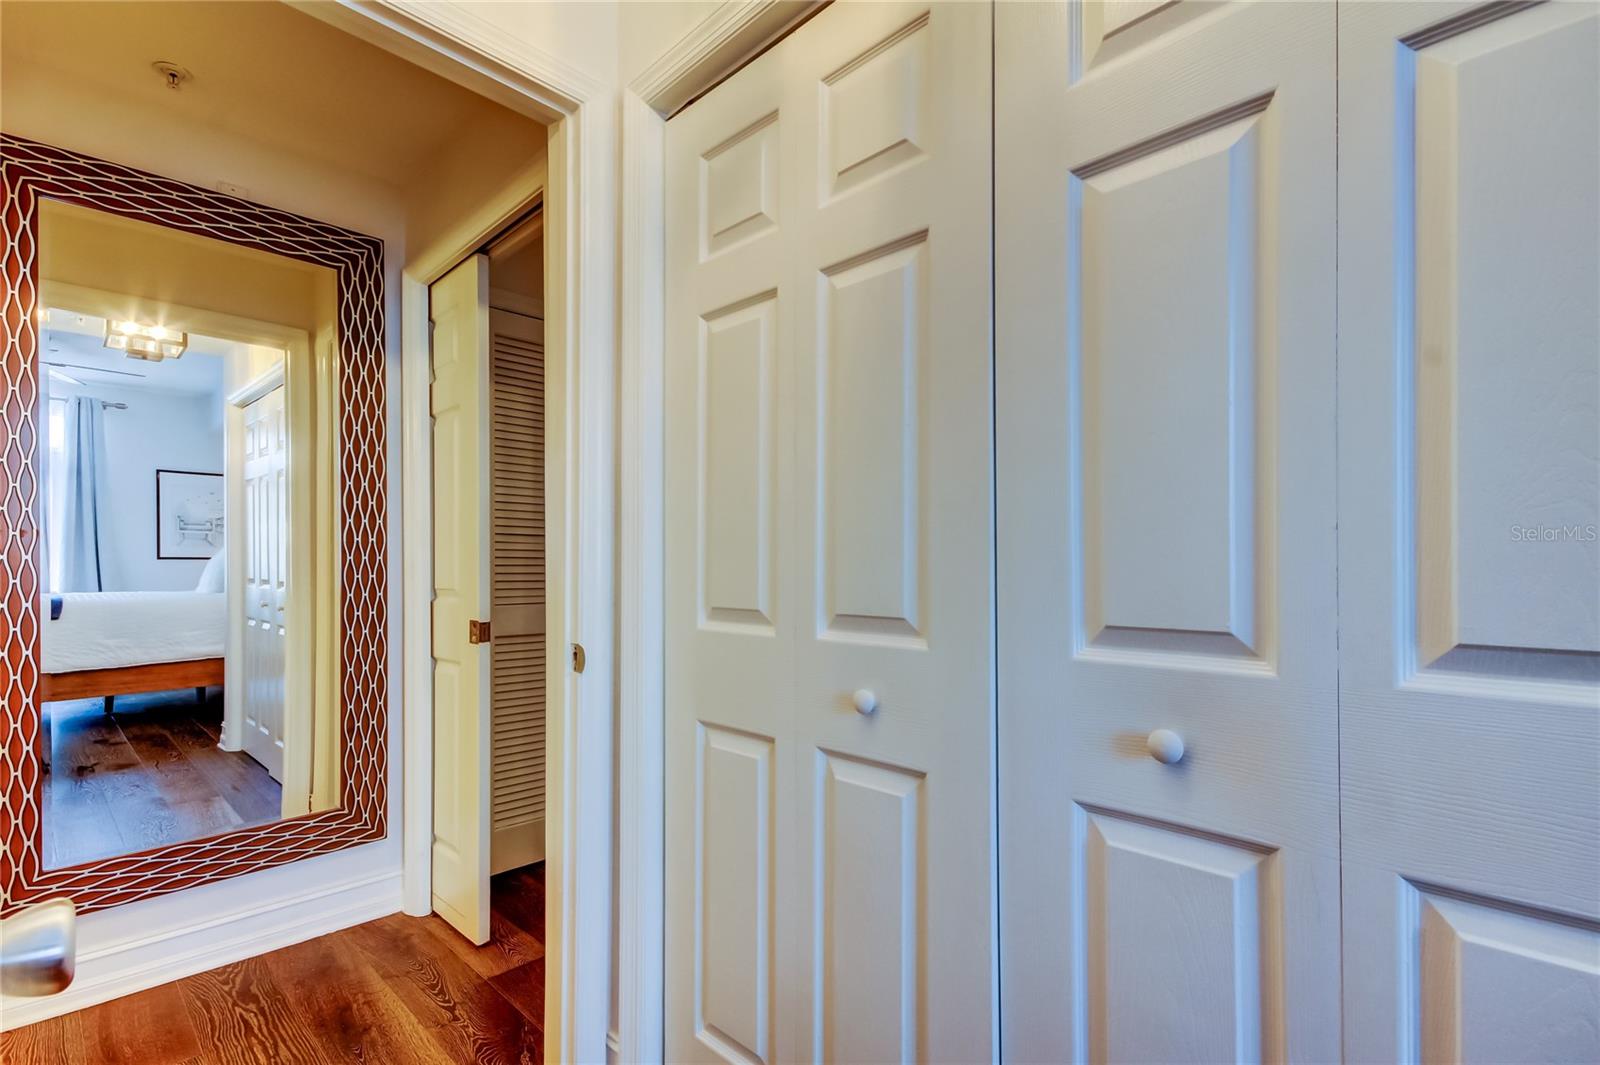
[260,930,457,1065]
[0,862,547,1065]
[0,1005,88,1065]
[488,958,546,1031]
[44,744,131,867]
[347,913,541,1065]
[490,866,545,942]
[160,716,282,824]
[418,908,544,980]
[178,953,332,1065]
[115,718,226,804]
[83,980,208,1065]
[52,703,143,785]
[43,692,281,863]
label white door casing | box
[429,253,493,945]
[241,384,289,784]
[665,4,996,1062]
[997,2,1342,1060]
[1337,3,1600,1060]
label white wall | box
[453,0,621,88]
[50,380,225,592]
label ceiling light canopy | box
[105,319,187,361]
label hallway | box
[0,866,545,1064]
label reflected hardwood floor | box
[42,690,281,868]
[0,865,546,1065]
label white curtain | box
[60,396,118,592]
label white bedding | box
[41,591,226,674]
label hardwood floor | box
[42,689,281,868]
[0,865,546,1065]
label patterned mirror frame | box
[1,134,388,915]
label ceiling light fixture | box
[105,319,188,361]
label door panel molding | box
[997,2,1341,1059]
[1338,3,1599,1058]
[666,6,995,1062]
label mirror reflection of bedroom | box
[37,198,341,869]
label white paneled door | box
[996,2,1341,1060]
[664,3,995,1062]
[1337,3,1600,1060]
[241,383,288,783]
[430,253,493,944]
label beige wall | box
[0,61,408,252]
[405,108,549,279]
[40,201,336,336]
[618,1,723,83]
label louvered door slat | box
[489,307,546,874]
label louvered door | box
[489,308,546,874]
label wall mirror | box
[2,134,388,914]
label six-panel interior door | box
[429,253,493,944]
[241,384,288,783]
[664,3,996,1061]
[996,2,1341,1060]
[1337,3,1600,1059]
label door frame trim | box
[293,2,611,1060]
[617,4,822,1062]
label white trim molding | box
[631,0,820,115]
[614,5,822,1063]
[615,86,667,1065]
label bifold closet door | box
[996,2,1340,1060]
[664,3,995,1062]
[1337,4,1600,1060]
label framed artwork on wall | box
[155,468,224,559]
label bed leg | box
[103,694,115,715]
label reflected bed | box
[39,591,226,705]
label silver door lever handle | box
[0,897,76,997]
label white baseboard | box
[1,864,403,1030]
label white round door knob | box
[1146,728,1185,765]
[853,689,879,715]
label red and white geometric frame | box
[0,133,388,915]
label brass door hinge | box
[572,643,586,673]
[469,619,491,645]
